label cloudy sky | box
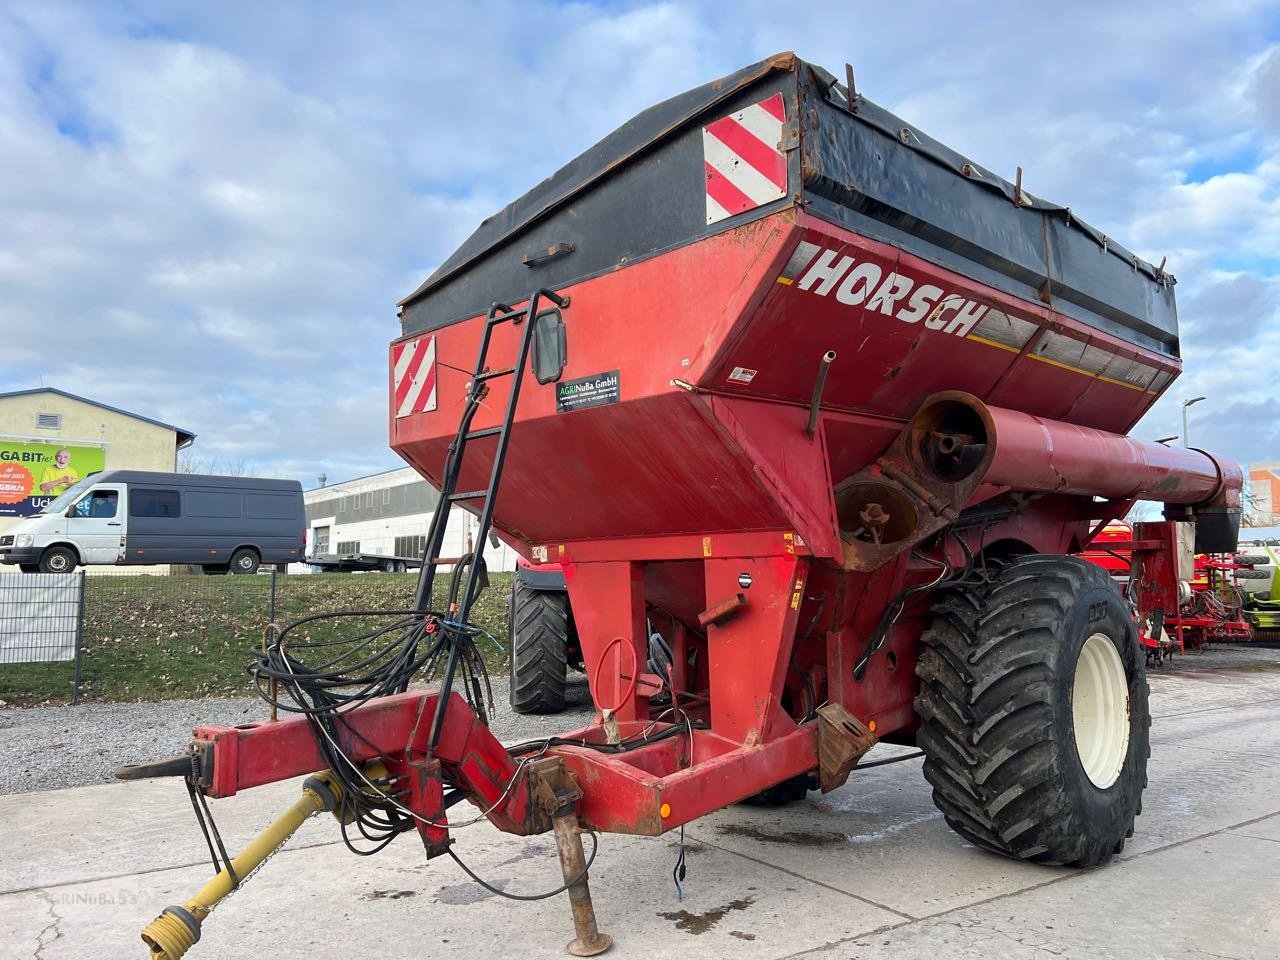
[2,1,1278,488]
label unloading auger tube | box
[953,391,1236,509]
[829,390,1241,580]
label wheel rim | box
[48,554,68,572]
[1071,632,1131,789]
[238,555,253,570]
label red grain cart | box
[130,54,1242,958]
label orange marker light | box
[659,803,671,819]
[868,720,877,732]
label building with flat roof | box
[303,467,516,571]
[0,388,195,535]
[1248,461,1280,527]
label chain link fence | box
[0,570,513,705]
[0,572,87,703]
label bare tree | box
[1124,500,1164,523]
[177,452,257,477]
[1240,477,1277,527]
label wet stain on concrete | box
[717,823,844,846]
[729,930,757,941]
[496,840,554,867]
[1152,660,1280,685]
[433,881,505,905]
[1206,662,1280,674]
[363,889,416,901]
[658,896,755,934]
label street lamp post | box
[1181,396,1206,448]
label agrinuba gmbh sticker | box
[556,371,620,413]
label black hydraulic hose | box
[856,750,924,769]
[806,350,837,439]
[446,830,598,902]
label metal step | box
[487,308,526,326]
[465,427,502,440]
[475,367,515,382]
[447,490,488,502]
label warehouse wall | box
[1249,461,1280,526]
[303,467,517,572]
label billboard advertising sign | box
[0,440,107,518]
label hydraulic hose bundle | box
[247,553,496,855]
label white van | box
[0,470,305,574]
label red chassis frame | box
[191,529,835,841]
[188,442,1239,851]
[194,694,818,839]
[188,506,1105,847]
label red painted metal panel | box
[194,691,433,796]
[705,395,841,558]
[702,213,1177,436]
[531,530,808,565]
[703,554,806,741]
[562,561,648,721]
[560,725,819,835]
[393,215,802,545]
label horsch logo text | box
[789,244,990,338]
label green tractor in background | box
[1241,543,1280,641]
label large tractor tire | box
[1235,569,1270,580]
[916,554,1150,867]
[508,579,569,714]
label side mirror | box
[65,506,76,518]
[531,308,567,384]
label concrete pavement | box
[2,649,1278,959]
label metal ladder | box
[410,287,569,749]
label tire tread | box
[508,581,570,714]
[915,554,1150,867]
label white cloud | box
[1250,44,1280,132]
[1,0,1277,484]
[1131,167,1280,258]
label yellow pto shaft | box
[140,772,342,960]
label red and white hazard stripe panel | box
[702,93,788,224]
[392,334,438,418]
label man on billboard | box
[0,441,104,518]
[38,449,80,496]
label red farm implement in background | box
[125,53,1244,958]
[1080,520,1261,659]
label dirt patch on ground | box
[717,823,845,846]
[658,896,754,934]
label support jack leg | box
[551,795,612,956]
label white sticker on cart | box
[728,366,758,384]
